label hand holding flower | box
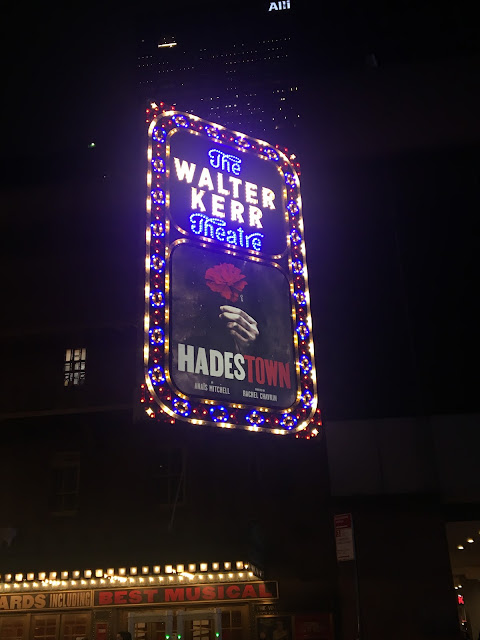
[219,305,259,354]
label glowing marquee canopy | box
[142,106,319,436]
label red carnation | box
[205,263,247,302]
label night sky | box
[1,1,479,421]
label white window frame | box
[64,348,86,386]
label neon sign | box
[142,107,320,437]
[208,149,242,175]
[189,214,264,251]
[172,152,275,253]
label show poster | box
[256,615,293,640]
[170,244,296,408]
[143,106,318,434]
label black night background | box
[1,1,480,639]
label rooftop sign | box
[269,1,291,10]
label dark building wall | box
[0,326,138,416]
[1,408,336,609]
[326,414,480,639]
[340,500,459,640]
[325,415,480,501]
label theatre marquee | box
[142,106,318,436]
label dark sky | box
[1,1,479,421]
[2,1,479,154]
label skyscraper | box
[136,1,307,141]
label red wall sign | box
[95,622,108,640]
[295,613,334,640]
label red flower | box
[205,263,247,302]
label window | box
[153,449,185,505]
[134,620,169,640]
[188,618,212,639]
[0,616,26,639]
[221,609,244,640]
[31,613,90,640]
[32,615,57,640]
[62,613,90,640]
[51,452,80,514]
[64,348,86,386]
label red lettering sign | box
[258,583,273,598]
[98,592,113,605]
[186,587,201,601]
[145,589,158,603]
[94,582,278,606]
[165,588,184,602]
[202,586,215,599]
[129,590,142,604]
[241,584,257,598]
[114,591,128,604]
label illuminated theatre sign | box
[142,108,318,435]
[0,582,278,611]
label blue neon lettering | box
[208,149,242,175]
[226,229,237,244]
[189,213,264,251]
[249,234,263,251]
[190,213,225,239]
[215,227,226,242]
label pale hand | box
[219,305,259,353]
